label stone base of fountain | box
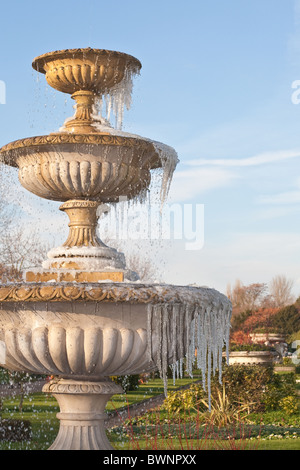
[25,269,125,283]
[43,378,123,450]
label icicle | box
[154,304,163,380]
[171,304,180,365]
[99,63,139,129]
[161,304,169,396]
[184,305,194,378]
[144,286,232,409]
[147,303,153,362]
[151,141,179,209]
[171,363,176,386]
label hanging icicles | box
[146,287,232,409]
[91,63,139,130]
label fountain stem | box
[63,91,103,134]
[43,379,123,450]
[60,199,102,248]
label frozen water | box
[0,339,6,365]
[91,63,139,130]
[146,285,232,407]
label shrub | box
[200,386,255,428]
[279,396,299,415]
[282,357,294,366]
[231,310,252,332]
[288,329,300,344]
[111,374,140,392]
[263,373,296,411]
[230,331,252,345]
[163,384,205,415]
[163,365,298,419]
[0,368,10,385]
[241,308,280,334]
[0,419,31,441]
[212,364,274,412]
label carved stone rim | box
[32,48,142,74]
[43,379,123,395]
[0,133,155,153]
[0,133,160,169]
[0,281,231,307]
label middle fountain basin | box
[0,135,160,203]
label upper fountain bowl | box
[32,48,142,95]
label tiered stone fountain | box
[0,48,232,450]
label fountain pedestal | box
[25,199,128,283]
[43,379,123,450]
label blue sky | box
[1,0,300,295]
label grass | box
[0,376,299,450]
[0,393,59,450]
[111,437,300,451]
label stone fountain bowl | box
[0,298,151,378]
[32,48,142,95]
[0,134,161,203]
[0,282,231,380]
[0,282,231,450]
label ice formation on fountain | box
[93,64,138,130]
[147,286,231,408]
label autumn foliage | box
[240,308,281,333]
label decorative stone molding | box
[43,379,122,395]
[0,132,157,157]
[0,282,228,305]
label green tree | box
[273,305,300,336]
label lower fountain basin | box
[0,282,231,383]
[0,301,152,378]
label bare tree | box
[227,279,268,313]
[123,250,157,282]
[268,275,294,308]
[0,226,50,282]
[0,165,50,282]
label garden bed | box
[0,370,299,450]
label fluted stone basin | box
[0,134,160,203]
[32,48,141,95]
